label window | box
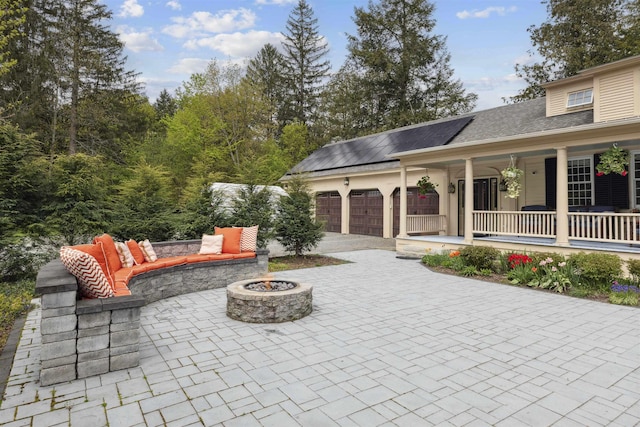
[632,151,640,207]
[567,88,593,108]
[567,157,593,206]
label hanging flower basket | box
[417,175,437,195]
[596,144,629,176]
[500,165,523,199]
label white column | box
[339,186,350,234]
[464,158,474,244]
[555,147,569,246]
[398,166,408,238]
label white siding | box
[596,70,635,122]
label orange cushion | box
[185,254,214,263]
[131,264,155,274]
[73,243,113,288]
[232,252,256,259]
[141,260,167,272]
[114,267,134,285]
[214,227,242,254]
[127,239,146,265]
[161,256,187,267]
[205,253,234,261]
[93,234,122,275]
[112,281,131,296]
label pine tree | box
[344,0,476,131]
[0,0,27,80]
[281,0,330,126]
[508,0,640,103]
[275,176,323,257]
[246,43,287,132]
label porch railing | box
[407,215,447,234]
[473,211,556,238]
[568,212,640,244]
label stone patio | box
[1,249,639,426]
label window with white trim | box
[567,157,593,206]
[567,88,593,108]
[632,151,640,207]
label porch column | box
[464,158,474,244]
[398,166,408,238]
[555,147,569,246]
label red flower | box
[622,170,628,176]
[596,172,604,177]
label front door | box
[457,178,498,236]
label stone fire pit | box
[226,278,312,323]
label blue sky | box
[102,0,548,111]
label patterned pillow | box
[199,234,223,255]
[115,242,135,268]
[238,225,258,252]
[138,239,158,262]
[59,247,114,299]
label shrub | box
[421,253,449,267]
[529,251,565,266]
[459,246,500,271]
[0,280,34,348]
[460,266,478,277]
[627,259,640,283]
[569,252,622,291]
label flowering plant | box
[417,175,437,195]
[609,281,639,306]
[507,253,532,269]
[596,145,629,176]
[528,257,571,293]
[500,166,523,198]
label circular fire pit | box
[226,278,312,323]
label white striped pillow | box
[115,242,135,268]
[239,225,258,252]
[138,239,158,262]
[59,247,114,299]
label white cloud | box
[117,26,164,53]
[168,58,211,74]
[119,0,144,18]
[162,8,256,39]
[456,6,517,19]
[166,1,181,10]
[183,30,285,58]
[254,0,296,5]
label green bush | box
[0,280,34,347]
[460,266,478,277]
[421,253,449,267]
[627,259,640,283]
[529,251,565,266]
[459,246,500,271]
[442,254,466,271]
[569,252,622,291]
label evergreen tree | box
[231,184,275,249]
[281,0,330,126]
[275,176,323,257]
[0,0,27,80]
[508,0,640,103]
[344,0,476,131]
[246,43,287,133]
[154,89,177,120]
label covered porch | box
[393,119,640,259]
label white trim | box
[567,155,594,206]
[631,150,640,208]
[567,88,594,108]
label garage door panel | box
[349,190,383,237]
[316,192,341,233]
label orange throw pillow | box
[214,227,242,254]
[93,234,122,275]
[126,240,146,265]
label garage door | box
[349,190,383,237]
[316,192,342,233]
[393,187,439,236]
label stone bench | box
[35,240,268,386]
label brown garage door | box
[316,192,342,233]
[349,190,383,237]
[393,187,439,236]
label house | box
[282,55,640,259]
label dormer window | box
[567,88,593,108]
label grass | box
[269,254,348,272]
[0,280,34,352]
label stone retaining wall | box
[35,240,268,386]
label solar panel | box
[290,116,473,173]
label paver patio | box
[1,249,639,426]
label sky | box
[102,0,549,112]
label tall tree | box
[344,0,477,132]
[246,43,287,133]
[509,0,640,103]
[281,0,330,126]
[0,0,27,80]
[153,89,177,121]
